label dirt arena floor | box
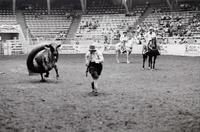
[0,54,200,132]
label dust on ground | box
[0,54,200,132]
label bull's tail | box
[26,45,46,74]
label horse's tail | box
[26,45,46,74]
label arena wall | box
[58,43,200,56]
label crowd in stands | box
[189,13,200,36]
[179,2,200,11]
[79,18,100,32]
[143,8,200,38]
[152,4,170,13]
[0,0,200,46]
[75,13,140,45]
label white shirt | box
[85,50,104,65]
[120,35,129,43]
[145,31,156,43]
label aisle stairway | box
[67,16,81,39]
[134,7,153,26]
[16,10,28,39]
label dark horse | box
[142,38,160,70]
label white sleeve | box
[120,36,124,42]
[97,51,104,63]
[152,32,157,38]
[85,52,90,64]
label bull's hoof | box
[91,90,98,96]
[92,92,98,96]
[44,74,49,78]
[122,51,126,54]
[40,79,46,82]
[56,75,59,80]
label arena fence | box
[1,37,200,56]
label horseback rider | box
[145,26,156,47]
[120,31,129,53]
[85,44,104,94]
[143,26,160,69]
[144,27,160,54]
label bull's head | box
[44,44,61,62]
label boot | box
[91,82,95,91]
[91,82,98,94]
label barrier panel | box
[3,37,200,56]
[185,44,200,56]
[0,25,19,33]
[3,40,23,55]
[58,43,200,56]
[58,37,200,56]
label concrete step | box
[16,10,29,39]
[134,7,153,27]
[67,16,81,39]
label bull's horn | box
[56,44,61,49]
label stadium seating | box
[75,5,147,45]
[24,9,72,39]
[0,10,17,25]
[87,0,126,14]
[129,6,146,16]
[151,4,171,13]
[143,10,198,37]
[188,12,200,36]
[75,14,140,44]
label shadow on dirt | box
[86,91,112,97]
[28,79,60,84]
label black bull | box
[26,44,61,81]
[142,38,160,69]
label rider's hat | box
[89,44,96,51]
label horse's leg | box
[44,71,49,78]
[143,54,147,69]
[53,64,59,79]
[148,55,152,69]
[153,55,157,70]
[116,50,120,63]
[126,51,130,64]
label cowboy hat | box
[89,44,96,51]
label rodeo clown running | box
[85,44,104,94]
